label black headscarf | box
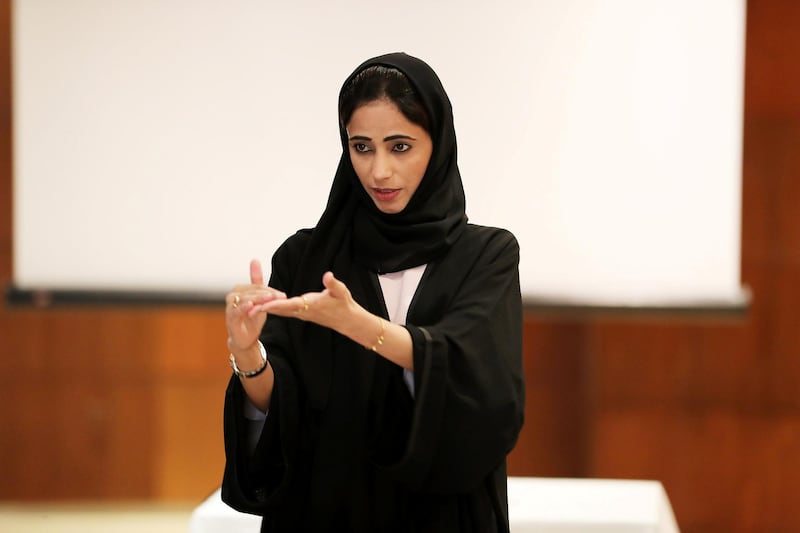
[305,52,467,277]
[286,53,467,409]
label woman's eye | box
[352,143,370,153]
[393,143,411,153]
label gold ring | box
[232,294,240,309]
[302,296,309,311]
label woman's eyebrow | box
[348,134,418,142]
[384,134,417,142]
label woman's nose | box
[372,151,392,180]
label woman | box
[222,52,524,532]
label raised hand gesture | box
[225,259,286,354]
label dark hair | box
[339,65,430,133]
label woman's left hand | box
[255,271,360,334]
[260,270,413,369]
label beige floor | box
[0,503,194,533]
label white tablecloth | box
[190,477,680,532]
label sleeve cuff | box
[242,341,269,420]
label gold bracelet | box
[369,317,385,352]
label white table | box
[190,477,680,532]
[507,477,680,532]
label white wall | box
[13,0,747,305]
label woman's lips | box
[373,188,400,202]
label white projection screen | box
[12,0,747,307]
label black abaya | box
[223,224,523,532]
[221,52,525,533]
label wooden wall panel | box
[0,308,228,501]
[587,320,754,409]
[507,319,589,477]
[743,0,800,116]
[591,409,800,533]
[154,378,228,499]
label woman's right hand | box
[225,259,286,354]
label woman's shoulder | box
[437,223,519,271]
[271,228,313,263]
[461,223,519,251]
[279,228,314,248]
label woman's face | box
[346,99,433,214]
